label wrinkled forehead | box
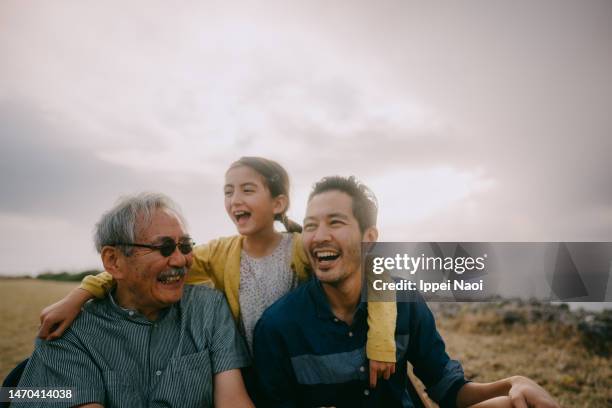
[135,208,188,241]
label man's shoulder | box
[394,285,432,317]
[77,297,112,324]
[392,291,440,346]
[58,297,119,342]
[181,284,225,306]
[33,316,91,355]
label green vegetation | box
[37,270,101,282]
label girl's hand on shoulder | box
[38,288,92,340]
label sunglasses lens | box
[159,242,177,257]
[178,242,193,255]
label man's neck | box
[321,268,363,326]
[114,286,160,321]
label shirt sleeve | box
[80,271,114,299]
[363,255,398,363]
[209,292,251,374]
[252,314,299,408]
[407,297,468,408]
[365,301,397,362]
[12,337,105,408]
[187,240,219,286]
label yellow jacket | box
[81,233,396,362]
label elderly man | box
[14,193,253,408]
[253,176,559,408]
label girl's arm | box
[38,271,113,340]
[38,240,221,340]
[185,240,219,286]
[38,286,96,340]
[364,254,398,388]
[365,300,398,387]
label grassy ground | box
[428,305,612,407]
[1,279,610,406]
[0,279,78,377]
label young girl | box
[38,157,397,387]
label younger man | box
[254,176,558,408]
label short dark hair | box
[308,176,378,233]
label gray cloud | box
[0,99,152,220]
[1,0,611,275]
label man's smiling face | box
[119,208,193,311]
[302,190,365,285]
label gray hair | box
[94,192,187,256]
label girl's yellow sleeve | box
[187,240,219,287]
[365,263,398,362]
[366,301,397,362]
[80,240,221,298]
[80,271,114,299]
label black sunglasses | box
[111,238,195,257]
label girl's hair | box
[229,157,302,233]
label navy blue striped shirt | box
[253,278,467,408]
[15,285,250,408]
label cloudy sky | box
[1,0,611,276]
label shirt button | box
[155,370,162,376]
[364,389,370,396]
[128,311,134,316]
[348,331,353,337]
[359,366,365,372]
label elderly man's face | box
[119,208,193,310]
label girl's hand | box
[38,288,93,340]
[369,360,395,388]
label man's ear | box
[101,246,126,280]
[362,226,379,243]
[273,194,289,217]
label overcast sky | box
[1,0,611,276]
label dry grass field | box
[1,279,610,407]
[0,279,78,377]
[427,304,611,408]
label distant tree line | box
[37,270,102,282]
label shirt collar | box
[108,289,173,324]
[308,278,367,322]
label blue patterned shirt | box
[253,278,468,408]
[15,285,250,408]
